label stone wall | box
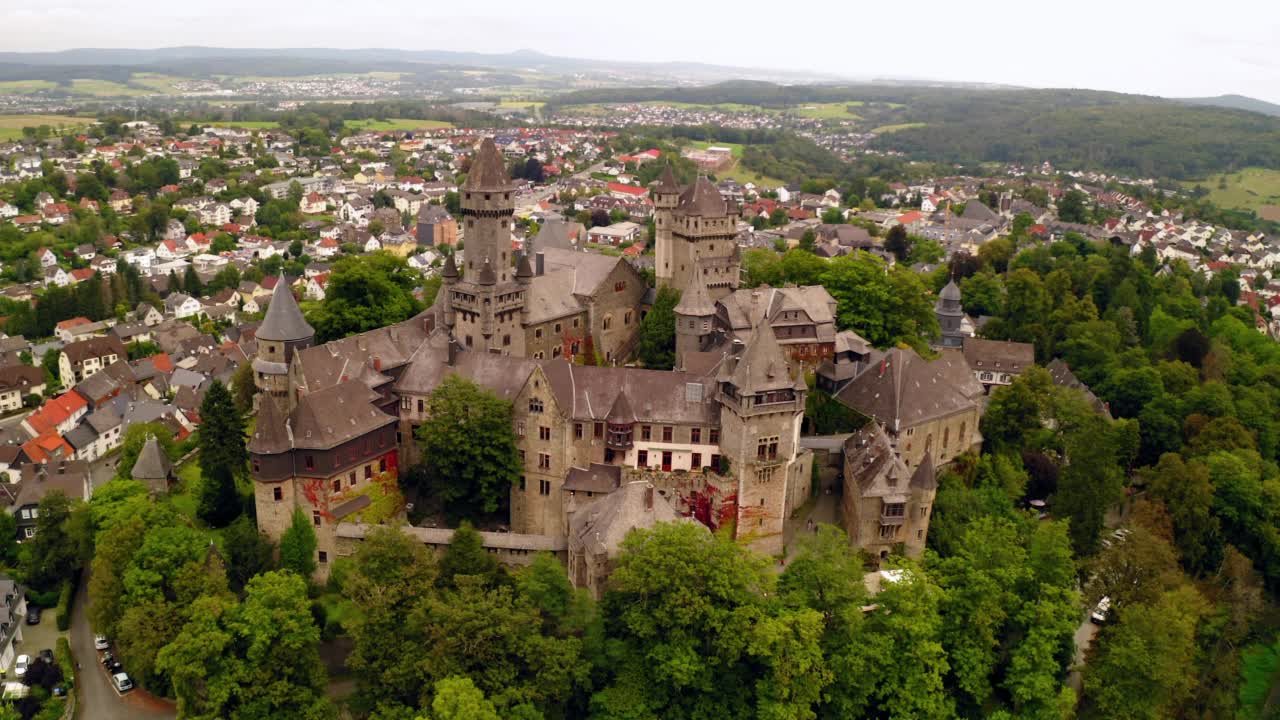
[334,522,566,567]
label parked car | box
[100,652,114,667]
[112,672,133,693]
[105,657,122,673]
[37,649,53,664]
[51,686,66,697]
[24,607,39,625]
[1090,596,1112,624]
[93,635,109,651]
[13,655,28,678]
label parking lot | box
[8,608,63,680]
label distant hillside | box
[1178,94,1280,118]
[551,83,1280,180]
[0,46,838,85]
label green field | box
[0,114,89,140]
[686,140,784,187]
[0,80,57,94]
[129,72,188,93]
[208,120,281,129]
[871,122,928,134]
[1183,167,1280,214]
[790,102,864,120]
[345,118,454,131]
[69,78,149,96]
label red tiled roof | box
[26,391,88,437]
[55,317,91,331]
[607,182,648,197]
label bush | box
[54,579,74,632]
[27,589,57,608]
[32,697,65,720]
[55,637,74,689]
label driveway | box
[70,569,175,720]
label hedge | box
[54,579,74,632]
[55,637,74,689]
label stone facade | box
[841,425,937,561]
[654,168,741,302]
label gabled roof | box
[256,277,314,343]
[834,347,983,432]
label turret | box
[936,279,964,348]
[253,278,315,410]
[673,264,716,370]
[441,252,458,331]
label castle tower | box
[440,251,459,332]
[658,174,741,302]
[936,279,965,348]
[452,137,526,355]
[717,323,810,556]
[652,164,682,288]
[673,264,716,370]
[253,278,314,411]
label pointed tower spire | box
[441,251,459,279]
[654,163,680,194]
[464,137,514,191]
[727,323,794,394]
[257,278,314,343]
[674,264,716,318]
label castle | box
[654,165,742,301]
[248,142,814,582]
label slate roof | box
[834,347,983,432]
[568,480,693,558]
[673,265,716,318]
[677,176,729,218]
[962,337,1035,373]
[1046,358,1111,418]
[721,323,801,394]
[289,382,397,451]
[542,359,720,425]
[842,424,910,498]
[131,435,173,482]
[652,164,681,195]
[256,278,314,343]
[563,463,622,494]
[463,137,514,191]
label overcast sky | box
[6,0,1280,104]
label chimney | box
[535,252,545,276]
[644,484,653,511]
[423,314,435,334]
[372,356,381,371]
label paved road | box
[70,569,175,720]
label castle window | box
[539,479,551,495]
[573,318,579,328]
[662,426,673,443]
[603,316,612,331]
[519,476,526,491]
[662,451,672,471]
[638,450,648,466]
[575,423,583,439]
[879,524,897,539]
[594,422,604,439]
[709,429,720,444]
[691,428,701,444]
[417,398,425,414]
[624,311,632,325]
[943,427,950,449]
[364,466,372,479]
[503,334,511,347]
[757,436,779,461]
[711,453,721,469]
[349,472,356,487]
[517,421,525,436]
[529,398,543,413]
[318,551,328,563]
[304,455,315,470]
[273,486,282,502]
[883,502,906,518]
[692,452,702,469]
[312,511,321,527]
[756,466,777,482]
[535,328,543,339]
[552,346,561,358]
[539,426,551,441]
[538,453,551,470]
[332,479,341,493]
[554,323,561,333]
[641,425,651,441]
[401,397,411,411]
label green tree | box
[221,516,276,594]
[18,492,79,593]
[635,286,679,369]
[231,361,256,415]
[885,224,911,261]
[158,571,334,720]
[821,251,938,349]
[197,380,246,528]
[307,253,422,342]
[438,522,504,590]
[1140,453,1222,574]
[414,376,521,518]
[279,508,318,579]
[425,676,500,720]
[1055,413,1127,556]
[1085,586,1208,720]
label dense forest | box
[550,82,1280,179]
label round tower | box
[673,265,717,371]
[936,279,964,348]
[253,278,315,409]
